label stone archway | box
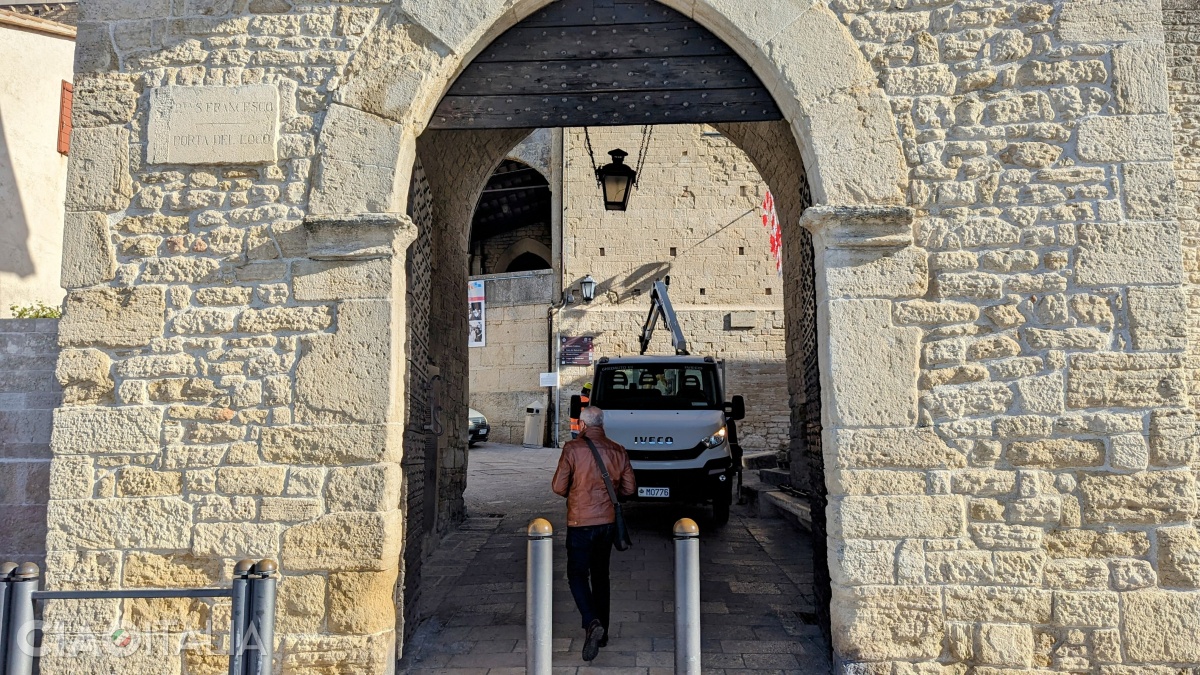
[49,0,1200,671]
[47,1,923,672]
[338,0,922,662]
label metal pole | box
[526,519,553,675]
[674,519,701,675]
[244,560,277,675]
[228,559,254,675]
[4,563,37,675]
[0,561,17,674]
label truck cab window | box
[592,365,720,410]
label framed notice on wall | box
[468,281,486,348]
[560,336,594,366]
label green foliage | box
[9,301,62,319]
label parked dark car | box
[468,408,490,447]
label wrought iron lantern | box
[595,149,637,211]
[580,275,597,303]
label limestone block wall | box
[467,270,553,445]
[45,0,1200,672]
[818,0,1200,670]
[1166,0,1200,411]
[44,5,416,672]
[0,319,60,569]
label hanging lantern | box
[595,149,638,211]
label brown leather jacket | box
[552,426,636,527]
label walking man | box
[551,406,636,661]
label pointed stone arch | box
[492,237,552,274]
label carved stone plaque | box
[147,85,280,165]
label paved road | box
[399,443,832,674]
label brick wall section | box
[0,318,60,569]
[1166,0,1200,409]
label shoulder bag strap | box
[583,437,621,507]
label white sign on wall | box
[147,85,280,165]
[468,280,486,348]
[539,372,559,388]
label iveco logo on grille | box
[634,436,674,445]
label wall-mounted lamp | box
[580,275,597,303]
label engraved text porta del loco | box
[147,84,280,165]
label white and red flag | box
[761,190,783,275]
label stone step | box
[759,467,790,486]
[740,473,812,533]
[741,450,778,471]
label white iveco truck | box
[571,279,745,525]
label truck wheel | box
[712,482,732,526]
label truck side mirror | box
[570,395,583,419]
[727,395,745,421]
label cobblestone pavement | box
[398,443,832,674]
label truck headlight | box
[702,427,727,448]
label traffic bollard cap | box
[254,559,278,577]
[527,518,553,537]
[1,561,17,579]
[235,559,256,576]
[673,518,699,538]
[14,562,39,580]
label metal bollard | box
[243,560,278,675]
[526,519,553,675]
[674,519,701,675]
[1,561,17,673]
[227,559,255,675]
[4,563,38,675]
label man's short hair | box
[579,406,604,428]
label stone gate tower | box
[42,0,1200,672]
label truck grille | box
[627,444,707,462]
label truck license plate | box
[638,487,670,498]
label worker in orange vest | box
[570,382,592,439]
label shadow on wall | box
[0,108,37,278]
[0,319,61,573]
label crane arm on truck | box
[638,278,689,356]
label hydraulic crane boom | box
[639,278,689,356]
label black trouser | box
[566,523,615,630]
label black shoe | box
[598,634,608,648]
[582,620,605,661]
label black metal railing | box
[0,558,277,675]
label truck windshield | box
[590,364,721,411]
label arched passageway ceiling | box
[427,0,782,129]
[319,0,909,211]
[471,159,553,245]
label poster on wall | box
[468,280,486,348]
[560,336,594,366]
